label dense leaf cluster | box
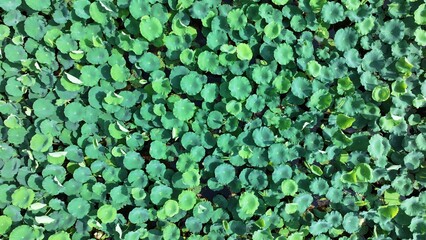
[0,0,426,239]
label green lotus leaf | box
[152,78,172,96]
[35,47,55,64]
[64,102,85,123]
[309,89,332,110]
[97,204,117,223]
[0,0,21,11]
[150,185,173,205]
[380,19,405,44]
[409,217,426,234]
[182,169,201,187]
[239,192,259,216]
[185,217,202,233]
[164,200,179,217]
[86,47,109,65]
[274,43,293,65]
[245,94,265,113]
[228,76,252,100]
[104,91,124,105]
[355,163,373,182]
[207,111,224,129]
[236,43,253,61]
[336,114,356,130]
[272,0,289,5]
[334,28,358,52]
[356,16,375,35]
[321,2,345,24]
[4,114,21,129]
[252,67,272,87]
[342,163,373,183]
[414,28,426,46]
[290,14,307,32]
[207,30,228,51]
[173,99,196,121]
[30,133,53,152]
[323,211,342,229]
[73,167,93,183]
[47,151,67,165]
[272,74,291,94]
[253,127,274,147]
[306,60,322,77]
[384,188,400,206]
[26,0,50,11]
[404,151,424,170]
[129,0,151,19]
[226,100,242,116]
[309,0,327,13]
[227,9,247,30]
[48,231,71,240]
[264,22,282,39]
[149,141,167,159]
[140,16,163,41]
[123,151,144,170]
[181,72,205,95]
[129,208,149,225]
[285,203,299,214]
[293,193,313,213]
[180,49,196,65]
[67,198,90,219]
[24,15,47,41]
[415,4,426,25]
[248,169,268,190]
[342,212,360,234]
[378,205,399,219]
[189,1,208,19]
[197,51,219,72]
[217,134,237,153]
[309,178,329,196]
[416,133,426,151]
[309,220,331,236]
[12,187,35,209]
[281,179,298,196]
[215,163,235,185]
[176,154,196,172]
[362,49,385,72]
[9,225,34,240]
[33,98,56,119]
[337,76,355,94]
[272,165,293,184]
[138,52,160,72]
[291,77,312,99]
[56,34,78,54]
[181,132,201,150]
[178,190,197,211]
[0,215,12,235]
[79,65,101,87]
[4,44,27,63]
[110,64,130,82]
[372,85,390,102]
[89,2,108,25]
[0,24,10,40]
[395,57,414,77]
[7,127,27,145]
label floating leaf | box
[97,204,117,223]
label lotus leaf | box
[97,204,117,223]
[12,187,35,209]
[239,192,259,216]
[0,0,424,238]
[140,16,163,41]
